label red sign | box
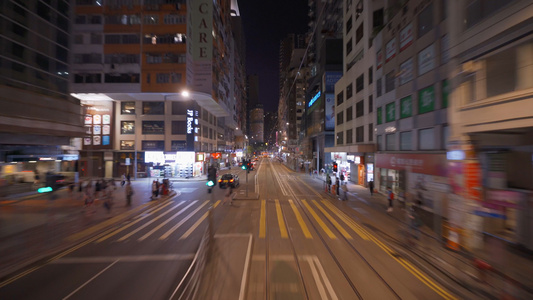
[465,162,481,201]
[399,23,413,52]
[375,153,447,176]
[377,50,383,70]
[211,153,221,159]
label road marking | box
[301,200,336,239]
[312,256,338,300]
[136,201,198,241]
[179,200,221,240]
[52,254,195,264]
[95,201,174,243]
[321,201,369,240]
[289,199,312,239]
[62,260,118,300]
[159,201,209,240]
[119,201,191,242]
[312,200,352,240]
[259,200,266,238]
[275,199,288,238]
[306,256,328,299]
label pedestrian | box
[222,186,234,205]
[335,176,340,196]
[68,182,75,197]
[95,180,101,198]
[340,172,345,185]
[387,188,394,212]
[151,180,158,200]
[368,180,374,196]
[125,181,133,206]
[121,173,126,186]
[408,205,422,239]
[341,184,348,201]
[326,174,332,192]
[126,173,131,182]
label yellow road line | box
[321,201,369,240]
[302,200,336,239]
[180,200,220,240]
[159,201,209,240]
[275,199,288,238]
[289,199,312,239]
[259,199,266,238]
[312,200,352,239]
[95,201,174,243]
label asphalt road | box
[0,158,483,299]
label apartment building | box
[71,0,245,178]
[0,0,84,179]
[447,0,533,251]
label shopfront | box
[375,153,448,212]
[145,151,202,178]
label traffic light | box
[207,167,217,189]
[241,160,248,170]
[333,162,338,172]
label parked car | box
[218,173,239,188]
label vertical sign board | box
[186,0,213,94]
[324,72,342,131]
[83,100,113,150]
[186,108,197,151]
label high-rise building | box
[250,104,264,144]
[0,0,83,178]
[71,0,246,178]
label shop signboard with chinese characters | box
[83,100,113,150]
[375,153,447,176]
[418,86,435,114]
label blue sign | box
[325,72,342,93]
[308,91,321,108]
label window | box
[171,121,187,135]
[419,128,436,150]
[418,44,435,75]
[377,107,382,124]
[368,95,373,113]
[121,101,135,115]
[336,91,344,105]
[442,80,449,108]
[356,100,364,118]
[121,121,135,134]
[377,135,383,151]
[386,134,396,150]
[400,131,412,150]
[142,121,165,135]
[385,102,395,122]
[400,96,412,118]
[368,67,373,84]
[368,123,373,141]
[385,71,395,93]
[346,106,353,121]
[399,58,414,85]
[373,9,384,29]
[346,83,353,99]
[417,2,433,38]
[441,35,450,64]
[336,131,344,145]
[120,140,135,150]
[377,78,382,97]
[442,125,450,149]
[142,141,164,151]
[346,39,353,55]
[74,34,84,44]
[172,101,188,115]
[337,111,344,125]
[486,47,518,98]
[346,16,353,33]
[142,102,164,115]
[346,129,353,144]
[356,23,364,44]
[356,74,364,93]
[356,126,364,142]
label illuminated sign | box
[186,109,194,134]
[447,150,465,160]
[308,91,321,108]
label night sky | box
[239,0,308,112]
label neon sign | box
[308,91,321,108]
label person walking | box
[326,174,332,193]
[341,184,348,201]
[126,173,131,183]
[368,180,374,196]
[125,181,133,206]
[340,172,345,185]
[222,186,234,205]
[121,174,126,186]
[387,188,394,212]
[335,176,340,196]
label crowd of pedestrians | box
[74,174,135,213]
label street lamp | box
[181,90,190,98]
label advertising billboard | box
[83,100,113,150]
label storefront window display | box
[145,151,199,178]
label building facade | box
[0,0,84,182]
[71,0,245,178]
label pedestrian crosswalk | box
[258,198,373,241]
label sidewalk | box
[310,173,533,298]
[0,178,177,279]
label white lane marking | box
[240,234,253,300]
[136,201,196,241]
[117,201,189,242]
[52,254,195,264]
[313,256,338,300]
[306,256,328,300]
[62,260,118,300]
[159,201,209,240]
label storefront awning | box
[325,144,376,154]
